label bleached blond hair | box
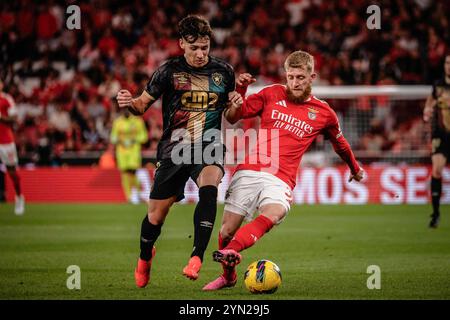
[284,50,314,73]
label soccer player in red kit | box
[0,80,25,215]
[203,50,364,291]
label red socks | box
[225,215,274,253]
[218,233,227,250]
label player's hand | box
[116,90,133,108]
[349,168,364,182]
[423,108,432,122]
[423,102,435,122]
[236,73,256,87]
[228,91,243,108]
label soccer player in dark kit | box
[116,15,242,287]
[423,53,450,229]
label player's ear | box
[179,38,185,50]
[310,72,317,80]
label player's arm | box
[0,95,17,124]
[116,90,156,116]
[236,73,256,97]
[325,112,363,182]
[116,66,168,116]
[423,94,436,122]
[224,73,260,124]
[224,91,244,124]
[0,113,16,124]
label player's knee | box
[432,166,443,178]
[273,213,287,225]
[147,208,169,225]
[260,204,287,225]
[264,211,287,225]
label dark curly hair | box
[178,15,212,43]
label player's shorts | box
[431,133,450,159]
[224,170,293,224]
[0,143,18,166]
[116,149,141,171]
[149,159,225,202]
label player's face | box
[180,36,210,68]
[445,55,450,77]
[285,67,316,103]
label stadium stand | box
[0,0,449,166]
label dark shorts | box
[431,133,450,159]
[149,159,225,202]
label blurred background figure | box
[110,108,148,204]
[423,53,450,228]
[0,79,25,215]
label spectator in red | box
[36,4,58,40]
[98,28,118,57]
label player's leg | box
[135,160,190,287]
[135,197,177,287]
[215,172,291,265]
[128,150,142,204]
[2,143,24,215]
[205,203,286,291]
[116,151,132,201]
[220,203,285,256]
[6,165,21,196]
[126,169,140,204]
[204,170,261,290]
[202,210,244,291]
[182,164,223,280]
[119,171,131,201]
[429,152,447,228]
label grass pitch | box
[0,203,449,300]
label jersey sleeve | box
[145,63,170,100]
[240,89,265,119]
[225,65,236,94]
[324,109,360,175]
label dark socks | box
[140,215,162,261]
[191,185,218,261]
[431,177,442,215]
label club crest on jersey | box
[307,108,319,120]
[211,72,223,86]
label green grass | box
[0,203,449,300]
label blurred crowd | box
[0,0,448,165]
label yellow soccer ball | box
[244,260,282,294]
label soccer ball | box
[244,259,282,294]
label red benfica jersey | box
[235,84,360,189]
[0,92,16,144]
